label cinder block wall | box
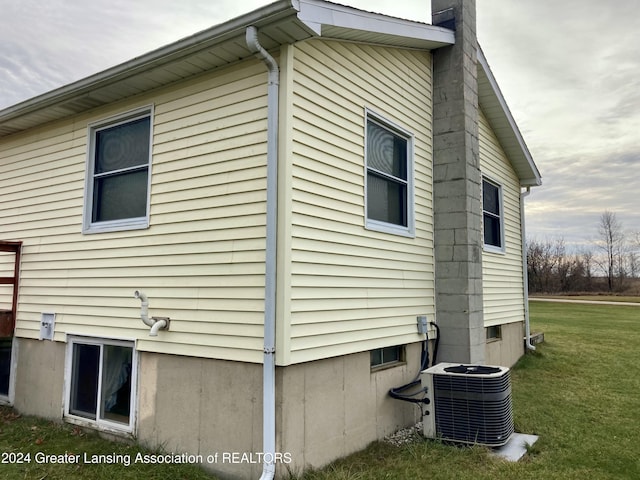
[432,0,485,364]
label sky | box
[1,0,638,251]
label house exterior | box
[0,1,540,478]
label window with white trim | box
[84,107,152,233]
[65,337,136,432]
[482,178,504,251]
[365,111,414,236]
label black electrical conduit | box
[388,322,440,404]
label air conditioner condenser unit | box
[420,362,514,447]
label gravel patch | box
[383,422,423,447]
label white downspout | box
[520,188,536,351]
[246,25,278,480]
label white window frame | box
[83,106,153,234]
[63,336,137,434]
[482,177,505,253]
[364,109,415,237]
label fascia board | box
[297,0,455,47]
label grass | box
[2,302,639,479]
[0,409,217,479]
[292,301,640,480]
[532,295,640,303]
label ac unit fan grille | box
[432,371,514,446]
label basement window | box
[486,325,502,341]
[83,107,153,234]
[64,337,136,433]
[371,345,405,369]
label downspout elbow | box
[246,26,279,84]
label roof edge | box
[477,46,542,187]
[0,0,297,124]
[297,0,455,46]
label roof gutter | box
[246,25,279,480]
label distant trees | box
[527,238,594,293]
[594,210,626,292]
[527,210,639,294]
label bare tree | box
[595,210,626,291]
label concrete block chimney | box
[431,0,485,364]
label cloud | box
[477,0,640,247]
[0,0,269,107]
[0,0,638,249]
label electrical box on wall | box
[39,313,55,341]
[417,315,428,334]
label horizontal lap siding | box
[287,40,435,364]
[479,110,525,327]
[0,59,268,362]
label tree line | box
[527,210,639,294]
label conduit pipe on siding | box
[246,25,279,480]
[134,291,169,337]
[134,291,154,328]
[520,188,536,351]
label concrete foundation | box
[10,338,426,479]
[484,322,525,367]
[14,338,65,418]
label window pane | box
[100,345,132,424]
[382,346,401,363]
[93,169,148,222]
[70,343,100,419]
[370,349,382,367]
[0,339,12,396]
[483,180,500,215]
[367,173,407,226]
[484,214,502,247]
[95,117,150,174]
[367,122,407,180]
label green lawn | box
[0,409,216,479]
[531,295,640,303]
[2,302,639,479]
[295,301,640,480]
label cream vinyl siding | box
[0,59,269,362]
[479,109,525,327]
[283,40,435,364]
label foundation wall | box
[276,343,424,474]
[484,322,525,367]
[10,338,426,479]
[13,338,65,418]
